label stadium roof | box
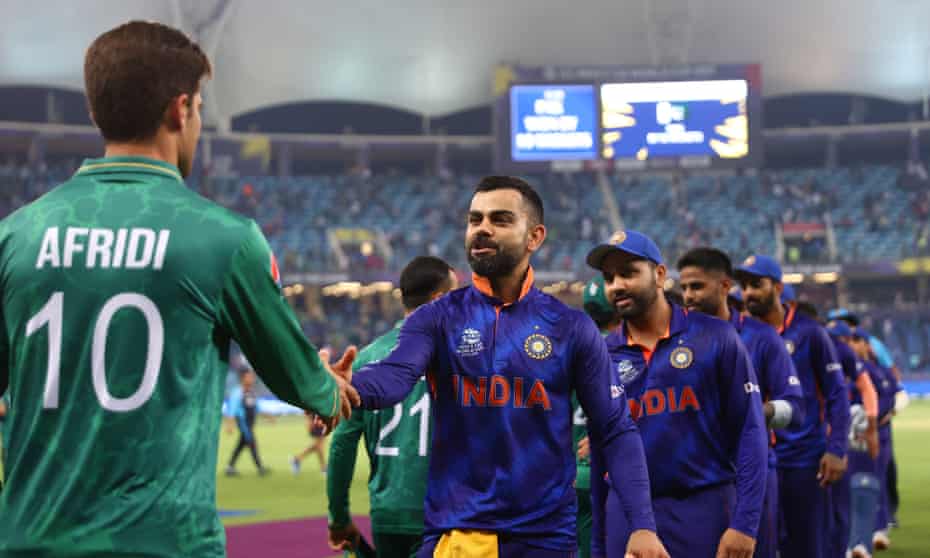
[2,0,929,119]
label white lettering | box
[153,230,171,270]
[125,229,155,269]
[36,228,61,269]
[112,229,128,268]
[63,228,89,268]
[87,228,114,268]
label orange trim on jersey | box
[778,302,797,335]
[626,323,671,364]
[471,267,535,306]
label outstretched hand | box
[318,346,360,432]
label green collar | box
[76,156,183,183]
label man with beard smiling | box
[587,231,767,558]
[350,177,667,558]
[676,247,803,558]
[735,255,850,558]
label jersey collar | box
[618,302,689,359]
[75,156,184,183]
[471,266,535,307]
[778,302,797,335]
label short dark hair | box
[474,176,545,226]
[85,21,212,142]
[400,256,454,310]
[677,247,733,276]
[795,301,819,320]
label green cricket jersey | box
[572,394,590,491]
[0,156,340,557]
[327,320,430,535]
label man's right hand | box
[328,522,361,551]
[577,436,590,460]
[626,529,670,558]
[319,346,361,431]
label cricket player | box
[736,255,850,558]
[848,329,899,552]
[350,177,667,558]
[588,232,768,558]
[225,369,270,476]
[676,247,804,558]
[574,275,623,558]
[327,256,458,558]
[0,21,355,557]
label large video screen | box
[493,64,762,171]
[510,84,597,161]
[600,80,749,161]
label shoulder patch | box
[270,252,282,287]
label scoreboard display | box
[510,84,597,161]
[494,64,762,171]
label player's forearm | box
[730,413,767,538]
[352,363,422,409]
[855,374,879,419]
[824,372,851,458]
[588,448,609,557]
[601,427,656,533]
[326,427,362,526]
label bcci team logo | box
[617,359,640,383]
[524,333,553,360]
[609,230,627,245]
[457,328,485,357]
[784,340,796,355]
[670,347,694,369]
[743,255,756,266]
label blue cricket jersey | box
[729,310,804,468]
[775,304,850,468]
[863,360,898,443]
[592,304,767,541]
[833,336,865,386]
[351,269,655,551]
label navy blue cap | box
[852,326,870,339]
[780,284,796,303]
[827,308,860,326]
[735,255,783,282]
[826,320,853,338]
[586,230,663,269]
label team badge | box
[670,347,694,369]
[609,230,627,245]
[784,340,796,355]
[617,359,640,383]
[589,282,599,297]
[743,255,756,266]
[457,328,485,356]
[524,333,553,360]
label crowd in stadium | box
[2,16,929,558]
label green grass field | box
[218,401,930,556]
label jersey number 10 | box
[26,292,163,412]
